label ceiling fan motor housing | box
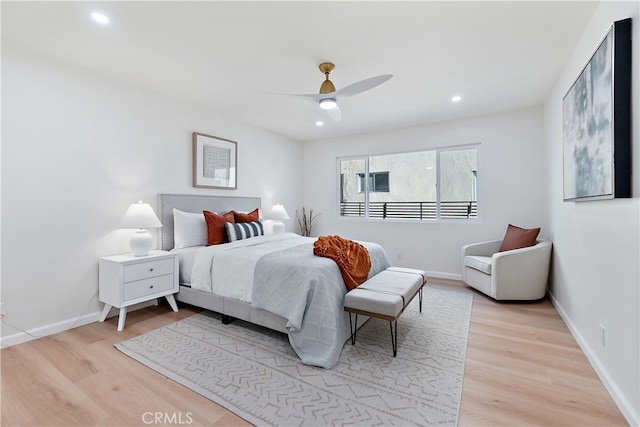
[319,62,337,94]
[320,79,336,94]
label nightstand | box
[99,250,179,331]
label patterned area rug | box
[116,286,473,426]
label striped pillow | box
[225,220,264,242]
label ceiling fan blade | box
[281,93,323,102]
[334,74,393,99]
[281,92,337,103]
[326,105,342,122]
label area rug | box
[115,286,473,426]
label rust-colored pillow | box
[203,210,235,246]
[233,208,259,223]
[499,224,541,252]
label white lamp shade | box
[119,201,163,229]
[270,203,290,220]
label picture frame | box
[562,18,631,202]
[193,132,237,189]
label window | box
[339,146,478,220]
[358,172,390,193]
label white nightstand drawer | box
[123,258,174,283]
[123,274,174,301]
[100,250,179,331]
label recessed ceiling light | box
[91,12,109,24]
[316,121,324,127]
[451,95,463,103]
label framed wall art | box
[193,132,237,189]
[562,18,632,202]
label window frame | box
[337,144,480,222]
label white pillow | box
[173,209,207,248]
[225,220,264,242]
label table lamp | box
[119,200,163,256]
[270,203,290,234]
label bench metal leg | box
[389,320,398,357]
[348,313,357,345]
[350,313,398,356]
[419,286,424,313]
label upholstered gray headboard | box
[157,194,261,250]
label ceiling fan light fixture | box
[319,98,337,110]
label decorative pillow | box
[232,208,260,223]
[173,209,207,249]
[499,224,541,252]
[203,210,235,246]
[225,220,264,242]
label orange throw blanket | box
[313,235,371,291]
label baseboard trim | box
[1,311,101,349]
[549,291,639,427]
[426,271,462,281]
[0,300,158,349]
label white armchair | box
[461,239,552,300]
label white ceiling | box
[2,1,598,141]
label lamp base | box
[272,220,285,234]
[130,229,153,256]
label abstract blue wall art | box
[562,18,631,201]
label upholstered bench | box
[344,267,427,356]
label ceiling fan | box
[288,62,393,122]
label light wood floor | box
[1,280,628,426]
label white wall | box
[303,107,546,278]
[1,45,303,344]
[543,2,639,424]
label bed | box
[157,194,391,368]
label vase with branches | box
[296,207,320,237]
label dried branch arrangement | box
[296,207,320,237]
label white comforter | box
[190,232,391,368]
